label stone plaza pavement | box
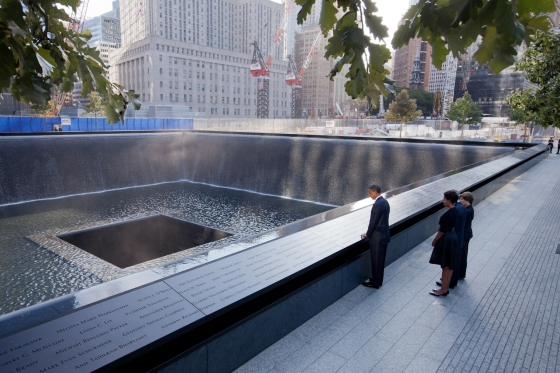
[235,153,560,373]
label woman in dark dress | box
[429,190,460,296]
[458,191,475,279]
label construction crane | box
[285,31,322,118]
[250,41,270,118]
[249,0,295,118]
[52,0,90,116]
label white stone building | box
[111,0,291,118]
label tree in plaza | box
[506,31,560,129]
[374,88,434,117]
[0,0,139,124]
[446,92,483,139]
[384,90,422,138]
[82,92,105,130]
[31,100,54,116]
[31,99,54,131]
[506,88,538,142]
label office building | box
[294,25,334,117]
[110,0,290,118]
[73,1,122,107]
[391,38,431,90]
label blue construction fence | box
[0,116,194,132]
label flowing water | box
[0,181,333,316]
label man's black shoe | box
[362,278,380,289]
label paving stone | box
[238,154,560,373]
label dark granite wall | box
[0,133,512,206]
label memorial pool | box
[0,181,332,316]
[0,133,513,318]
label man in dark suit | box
[361,184,391,289]
[448,190,466,289]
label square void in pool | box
[57,215,232,268]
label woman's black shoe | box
[429,290,449,297]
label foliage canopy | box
[0,0,139,124]
[31,99,54,116]
[373,88,434,117]
[385,90,422,122]
[297,0,555,103]
[83,92,105,117]
[506,31,560,128]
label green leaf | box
[517,0,555,16]
[319,0,338,36]
[364,14,389,40]
[328,54,352,79]
[431,38,449,68]
[336,11,357,30]
[104,103,121,125]
[0,43,16,88]
[526,16,551,32]
[296,0,315,24]
[36,47,56,74]
[342,26,369,50]
[325,29,346,58]
[368,44,390,72]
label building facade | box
[112,0,290,118]
[391,38,431,90]
[428,53,458,116]
[294,26,334,117]
[74,2,122,107]
[453,40,529,117]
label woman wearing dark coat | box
[458,191,475,279]
[429,190,460,296]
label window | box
[189,83,192,90]
[170,93,173,101]
[169,81,172,88]
[160,81,163,87]
[159,55,162,61]
[175,82,178,89]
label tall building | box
[391,39,431,90]
[73,1,122,107]
[111,0,290,118]
[428,53,458,116]
[453,40,529,117]
[295,26,334,117]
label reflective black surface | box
[57,215,232,269]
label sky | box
[85,0,410,50]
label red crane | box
[285,31,322,118]
[249,0,295,118]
